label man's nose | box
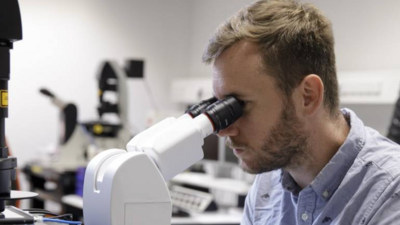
[217,124,239,137]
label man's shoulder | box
[337,129,400,224]
[360,127,400,179]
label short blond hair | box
[203,0,339,116]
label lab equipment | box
[169,185,214,213]
[201,135,238,164]
[202,135,219,161]
[34,61,133,172]
[39,88,90,170]
[125,59,144,78]
[187,97,220,161]
[83,96,243,225]
[388,96,400,143]
[82,61,132,151]
[0,0,39,223]
[40,88,78,145]
[32,60,135,171]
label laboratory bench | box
[61,194,242,225]
[22,164,77,212]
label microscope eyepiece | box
[185,97,217,118]
[203,96,243,133]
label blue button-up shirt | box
[242,108,400,225]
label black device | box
[82,61,124,138]
[388,97,400,143]
[0,0,37,223]
[186,96,218,118]
[97,62,120,118]
[203,96,243,133]
[201,135,239,164]
[186,96,241,164]
[39,88,78,144]
[124,59,144,78]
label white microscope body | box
[83,97,242,225]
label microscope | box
[0,0,39,223]
[35,60,133,171]
[82,60,132,152]
[83,96,243,225]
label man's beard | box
[229,99,309,174]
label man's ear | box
[297,74,324,117]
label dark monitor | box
[202,135,219,161]
[202,135,238,164]
[224,144,239,164]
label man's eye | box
[238,100,247,107]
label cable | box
[26,209,74,221]
[23,208,59,216]
[50,213,73,221]
[143,78,159,110]
[27,211,59,216]
[42,218,82,224]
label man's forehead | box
[215,40,261,64]
[213,41,266,75]
[210,40,273,99]
[212,69,248,99]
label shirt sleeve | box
[241,175,260,225]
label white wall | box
[8,0,193,166]
[188,0,400,77]
[188,0,254,78]
[313,0,400,71]
[315,0,400,134]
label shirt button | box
[302,213,308,221]
[323,190,330,198]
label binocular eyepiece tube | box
[203,96,243,133]
[126,95,244,181]
[185,97,218,118]
[187,96,243,133]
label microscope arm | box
[83,114,209,225]
[83,97,242,225]
[127,113,212,181]
[83,149,171,225]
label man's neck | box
[286,112,350,189]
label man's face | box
[213,40,309,174]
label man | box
[202,0,400,224]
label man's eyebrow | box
[213,92,245,100]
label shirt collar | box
[281,108,366,200]
[281,170,301,196]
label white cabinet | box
[338,70,400,104]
